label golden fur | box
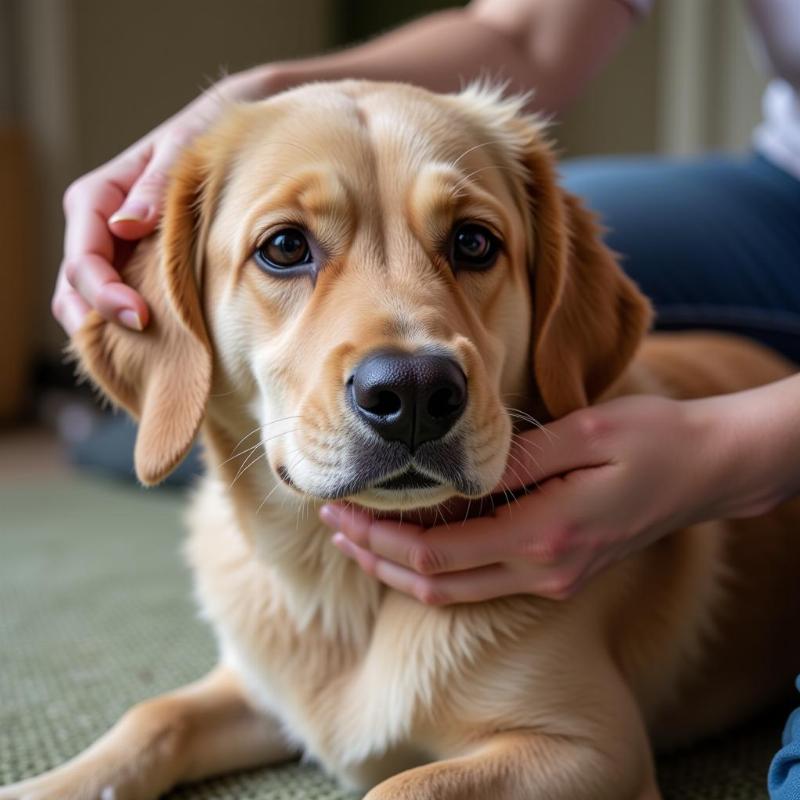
[3,81,800,800]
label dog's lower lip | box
[374,468,442,491]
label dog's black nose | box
[350,351,467,450]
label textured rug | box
[0,473,786,798]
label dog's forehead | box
[229,83,502,190]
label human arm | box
[320,374,800,604]
[54,0,635,334]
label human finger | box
[61,149,153,329]
[108,131,193,239]
[330,534,517,605]
[62,252,148,330]
[500,409,614,490]
[51,279,91,336]
[320,503,517,575]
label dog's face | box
[75,82,650,512]
[203,84,538,510]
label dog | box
[3,80,800,800]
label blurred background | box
[0,0,767,480]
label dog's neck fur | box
[201,415,384,648]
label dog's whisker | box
[433,503,450,530]
[230,452,266,489]
[504,450,539,493]
[257,480,283,514]
[509,431,546,464]
[507,421,549,450]
[229,429,299,487]
[220,440,263,468]
[255,449,307,517]
[451,163,517,196]
[461,498,473,527]
[449,138,508,170]
[506,408,557,442]
[226,416,303,461]
[498,481,517,516]
[508,435,547,484]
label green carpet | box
[0,473,787,798]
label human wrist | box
[687,385,795,521]
[683,396,749,521]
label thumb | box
[499,410,609,491]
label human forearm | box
[55,0,634,335]
[228,0,634,114]
[693,372,800,519]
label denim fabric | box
[560,153,800,364]
[769,677,800,799]
[562,153,800,797]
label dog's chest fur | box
[184,478,560,787]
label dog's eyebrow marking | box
[447,138,524,205]
[408,166,506,245]
[451,164,518,199]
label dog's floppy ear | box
[515,123,652,418]
[73,147,215,485]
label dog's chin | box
[344,467,495,520]
[348,474,517,525]
[353,484,460,513]
[351,490,511,527]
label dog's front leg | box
[366,666,661,800]
[0,666,296,800]
[365,728,661,800]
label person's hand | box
[53,70,279,335]
[320,393,761,604]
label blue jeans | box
[769,678,800,799]
[560,153,800,364]
[562,152,800,798]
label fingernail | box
[109,202,151,224]
[117,309,144,331]
[319,504,340,527]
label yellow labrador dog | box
[4,81,800,800]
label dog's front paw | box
[0,768,137,800]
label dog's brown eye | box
[450,223,501,271]
[254,228,312,271]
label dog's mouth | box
[273,441,531,525]
[275,459,455,499]
[274,435,481,508]
[274,457,518,526]
[268,414,529,516]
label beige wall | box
[559,0,767,158]
[69,0,334,171]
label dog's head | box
[74,81,650,511]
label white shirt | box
[625,0,800,180]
